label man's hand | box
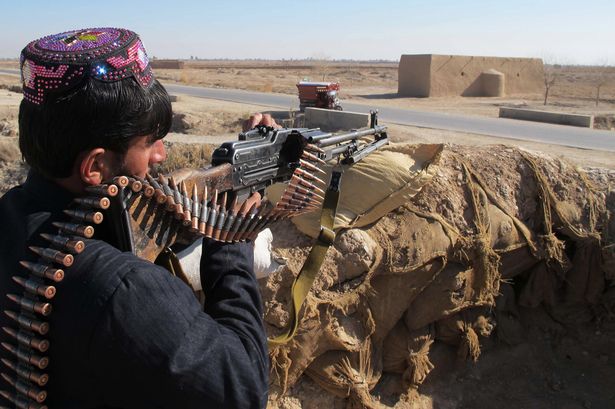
[243,113,281,132]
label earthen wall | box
[398,54,544,97]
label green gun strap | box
[268,170,343,347]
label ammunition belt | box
[1,164,327,408]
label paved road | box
[3,68,614,152]
[166,84,615,152]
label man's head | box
[18,28,171,186]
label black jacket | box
[0,171,269,408]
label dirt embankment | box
[262,144,615,409]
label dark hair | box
[19,77,172,178]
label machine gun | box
[207,110,388,201]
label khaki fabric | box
[267,144,443,238]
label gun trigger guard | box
[317,226,335,246]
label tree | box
[541,54,562,106]
[311,52,331,82]
[543,64,559,106]
[591,62,613,107]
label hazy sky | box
[1,0,613,64]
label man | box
[0,28,269,408]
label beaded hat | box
[20,28,154,104]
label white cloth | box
[176,229,278,291]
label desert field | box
[150,60,615,129]
[1,59,614,409]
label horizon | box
[1,0,614,65]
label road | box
[2,68,614,152]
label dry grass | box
[156,62,397,94]
[0,138,20,164]
[153,142,215,175]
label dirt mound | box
[262,144,615,408]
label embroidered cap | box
[20,27,154,104]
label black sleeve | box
[88,241,269,409]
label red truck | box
[296,81,343,111]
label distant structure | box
[398,54,544,97]
[150,59,184,69]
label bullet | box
[1,373,47,403]
[235,206,260,242]
[198,186,209,235]
[133,176,153,197]
[11,277,55,300]
[28,247,73,268]
[128,178,143,193]
[2,327,49,353]
[281,191,323,205]
[0,389,48,409]
[141,183,155,197]
[225,199,251,242]
[299,159,327,175]
[301,150,327,165]
[288,182,325,200]
[205,190,219,238]
[247,207,274,241]
[143,185,155,198]
[1,359,48,387]
[39,233,85,254]
[295,168,326,185]
[73,196,110,210]
[213,192,228,240]
[277,197,320,209]
[304,143,325,154]
[52,222,94,239]
[220,191,228,212]
[242,205,271,241]
[19,262,64,283]
[6,295,52,317]
[84,184,118,197]
[227,200,256,242]
[158,175,177,211]
[3,310,48,336]
[145,174,167,204]
[269,208,290,222]
[205,208,217,239]
[191,185,200,232]
[219,202,237,242]
[225,214,244,243]
[290,175,326,195]
[168,177,184,219]
[181,182,192,225]
[63,209,103,225]
[112,176,129,188]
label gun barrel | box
[313,125,387,148]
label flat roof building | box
[398,54,544,97]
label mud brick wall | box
[398,54,544,97]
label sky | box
[1,0,613,65]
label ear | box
[79,148,112,185]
